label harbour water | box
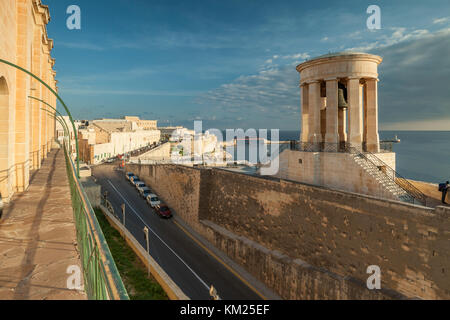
[220,130,450,183]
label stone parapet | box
[126,163,450,300]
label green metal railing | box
[0,57,128,299]
[0,58,81,177]
[63,140,129,300]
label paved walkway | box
[0,148,86,300]
[409,179,450,207]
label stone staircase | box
[351,153,414,203]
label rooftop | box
[297,51,383,72]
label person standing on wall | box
[439,181,449,204]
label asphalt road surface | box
[92,163,262,300]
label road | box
[92,163,262,300]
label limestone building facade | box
[0,0,57,202]
[123,116,157,130]
[78,118,161,165]
[55,115,81,157]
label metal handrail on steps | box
[347,146,427,206]
[291,142,427,206]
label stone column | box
[324,78,339,150]
[338,107,347,144]
[320,96,327,141]
[32,27,42,169]
[46,58,53,152]
[307,81,322,145]
[40,61,47,160]
[46,59,52,153]
[46,59,51,152]
[365,78,380,153]
[14,0,31,192]
[300,83,309,143]
[347,77,363,149]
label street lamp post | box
[0,58,81,177]
[143,226,150,277]
[121,203,126,227]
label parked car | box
[125,172,134,180]
[135,181,146,191]
[131,178,142,187]
[130,176,140,185]
[146,194,160,207]
[139,187,151,198]
[155,204,172,219]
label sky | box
[45,0,450,130]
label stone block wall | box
[135,142,171,161]
[81,177,101,208]
[278,150,399,201]
[200,169,449,299]
[126,163,450,299]
[127,164,202,231]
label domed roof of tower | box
[311,51,370,60]
[296,51,382,72]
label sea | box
[218,130,450,183]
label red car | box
[155,204,172,219]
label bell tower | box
[297,52,382,153]
[276,52,419,204]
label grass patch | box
[94,208,169,300]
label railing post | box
[143,226,150,277]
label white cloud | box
[433,17,449,24]
[58,42,104,51]
[196,25,450,129]
[345,27,434,52]
[349,31,362,39]
[58,68,159,84]
[61,88,201,97]
[281,53,310,60]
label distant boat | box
[381,135,401,143]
